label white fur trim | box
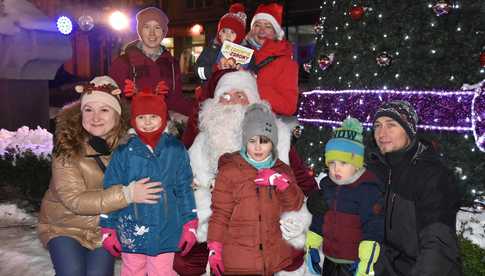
[276,118,291,165]
[90,75,118,87]
[213,71,260,104]
[251,13,285,40]
[275,262,306,276]
[281,201,312,249]
[189,132,213,188]
[194,187,213,242]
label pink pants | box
[121,252,177,276]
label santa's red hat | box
[213,70,260,104]
[250,3,284,40]
[217,3,247,44]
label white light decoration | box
[57,16,73,35]
[109,11,129,31]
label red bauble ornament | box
[349,6,365,21]
[480,52,485,67]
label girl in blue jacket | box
[99,86,197,276]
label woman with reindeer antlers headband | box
[38,76,164,276]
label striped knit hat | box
[373,100,418,141]
[325,117,364,169]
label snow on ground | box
[0,203,483,275]
[0,203,121,276]
[457,208,485,249]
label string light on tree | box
[298,83,485,151]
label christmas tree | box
[297,0,485,204]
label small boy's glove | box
[101,227,121,257]
[306,248,322,275]
[306,190,329,216]
[208,241,224,276]
[355,240,381,276]
[177,219,198,256]
[254,169,290,192]
[305,231,323,274]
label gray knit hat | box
[242,103,278,149]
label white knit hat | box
[76,76,122,115]
[213,71,260,104]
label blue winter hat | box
[325,117,364,168]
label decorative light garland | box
[297,80,485,151]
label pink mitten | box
[208,241,224,276]
[254,169,290,192]
[177,219,198,256]
[101,227,121,257]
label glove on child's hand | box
[279,217,304,240]
[101,227,121,257]
[306,248,322,275]
[123,79,137,97]
[208,241,224,276]
[177,219,198,256]
[254,169,290,192]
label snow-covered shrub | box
[0,127,52,207]
[0,126,53,158]
[456,210,485,275]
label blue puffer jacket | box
[100,134,196,256]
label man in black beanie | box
[368,100,463,276]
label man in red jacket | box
[109,7,193,117]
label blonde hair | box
[53,99,130,161]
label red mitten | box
[123,79,137,97]
[208,241,224,276]
[177,219,198,256]
[155,81,169,95]
[254,169,290,192]
[101,227,121,257]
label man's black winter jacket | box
[367,139,463,276]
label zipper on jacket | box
[255,182,266,275]
[162,189,168,219]
[134,203,139,220]
[389,193,396,230]
[384,169,392,235]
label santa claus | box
[179,70,311,275]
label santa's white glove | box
[279,217,304,240]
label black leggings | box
[322,258,355,276]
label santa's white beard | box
[199,99,247,175]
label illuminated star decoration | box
[297,80,485,151]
